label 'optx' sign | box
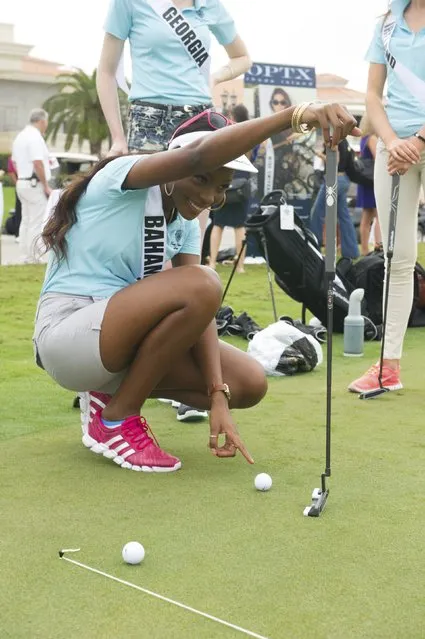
[244,63,316,88]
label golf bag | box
[339,251,425,328]
[245,191,373,335]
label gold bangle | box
[291,102,313,133]
[291,103,308,133]
[299,101,317,132]
[293,102,312,133]
[291,104,302,130]
[291,102,304,125]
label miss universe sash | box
[140,186,166,278]
[382,12,425,107]
[116,0,211,95]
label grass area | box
[2,260,425,638]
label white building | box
[0,23,91,155]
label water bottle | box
[344,288,365,357]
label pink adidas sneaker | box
[82,412,181,472]
[79,391,112,434]
[348,364,403,394]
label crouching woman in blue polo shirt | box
[349,0,425,395]
[34,105,359,473]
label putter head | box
[303,489,329,518]
[359,387,390,400]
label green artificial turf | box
[1,261,425,639]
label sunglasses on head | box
[169,109,233,142]
[272,99,288,106]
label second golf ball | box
[122,541,145,565]
[254,473,272,491]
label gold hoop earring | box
[164,183,175,197]
[210,194,227,212]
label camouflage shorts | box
[127,101,212,153]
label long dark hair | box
[42,155,120,260]
[43,110,230,261]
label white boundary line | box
[59,551,270,639]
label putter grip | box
[325,148,338,274]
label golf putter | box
[304,147,338,518]
[359,173,400,400]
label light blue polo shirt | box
[41,155,201,298]
[366,0,425,138]
[104,0,236,104]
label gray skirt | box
[33,293,127,394]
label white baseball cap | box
[168,130,258,174]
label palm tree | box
[43,68,127,156]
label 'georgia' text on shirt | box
[162,7,209,67]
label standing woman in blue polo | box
[349,0,425,395]
[96,0,251,155]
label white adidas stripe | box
[91,396,107,410]
[114,442,130,454]
[120,448,136,460]
[105,435,123,447]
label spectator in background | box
[357,113,382,255]
[6,156,21,239]
[12,108,51,263]
[208,104,254,272]
[310,139,359,259]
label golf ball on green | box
[122,541,145,564]
[254,473,272,491]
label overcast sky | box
[2,0,388,91]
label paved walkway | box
[1,233,24,266]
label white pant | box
[375,140,425,359]
[16,181,47,263]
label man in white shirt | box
[12,108,52,263]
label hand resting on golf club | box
[298,103,362,148]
